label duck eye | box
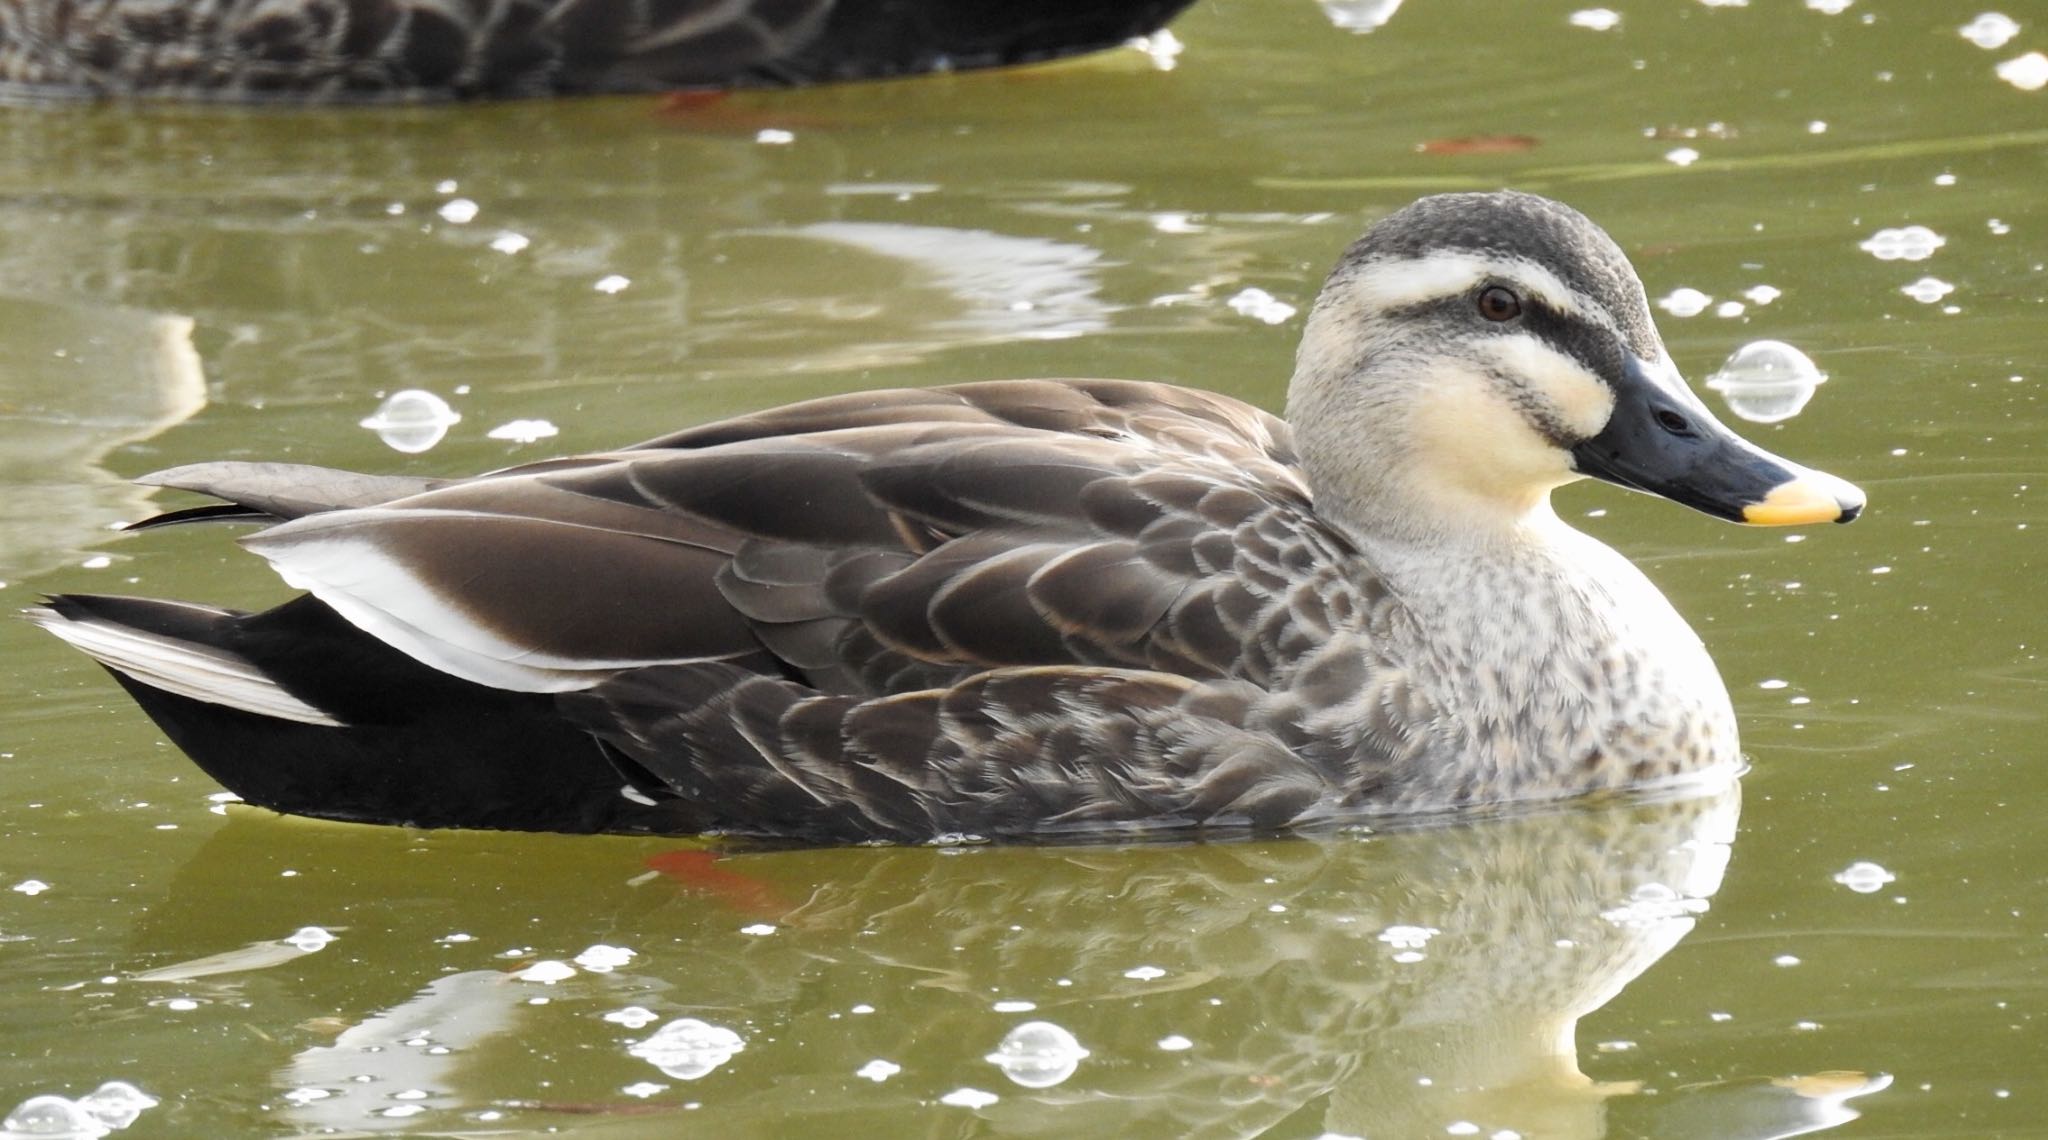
[1476,285,1522,322]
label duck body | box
[32,193,1863,842]
[0,0,1195,102]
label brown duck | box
[31,192,1864,842]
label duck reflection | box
[0,299,204,580]
[0,83,1244,414]
[757,786,1738,1139]
[115,782,1878,1137]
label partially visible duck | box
[31,191,1864,842]
[0,0,1196,101]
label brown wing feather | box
[213,380,1359,692]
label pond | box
[1,1,2043,1136]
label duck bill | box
[1571,356,1865,526]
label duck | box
[0,0,1197,101]
[30,191,1865,843]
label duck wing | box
[223,379,1355,696]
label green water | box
[1,1,2043,1136]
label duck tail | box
[26,594,687,834]
[30,594,345,726]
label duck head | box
[1286,191,1864,543]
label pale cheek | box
[1409,367,1576,499]
[1484,336,1616,439]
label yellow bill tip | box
[1741,469,1866,526]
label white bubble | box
[437,198,479,224]
[1569,9,1621,30]
[1774,954,1802,966]
[629,1018,744,1080]
[1961,12,2021,50]
[990,1000,1036,1013]
[1657,287,1713,317]
[1377,924,1439,951]
[1901,276,1955,303]
[755,128,796,145]
[1601,882,1708,926]
[1123,965,1167,980]
[1226,287,1297,325]
[514,960,577,984]
[604,1006,660,1029]
[574,944,634,972]
[1859,225,1946,261]
[1665,146,1701,167]
[1127,29,1183,69]
[1156,1034,1194,1051]
[360,389,461,454]
[27,1084,156,1135]
[739,923,777,936]
[1316,0,1405,34]
[489,232,531,255]
[284,927,335,952]
[938,1087,1000,1109]
[10,880,49,896]
[621,1082,666,1098]
[855,1059,900,1082]
[1805,0,1852,12]
[3,1095,101,1137]
[486,419,560,444]
[985,1021,1089,1088]
[1705,339,1829,424]
[594,274,632,294]
[1833,861,1897,893]
[1715,300,1746,318]
[1742,284,1783,305]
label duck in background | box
[31,192,1864,841]
[0,0,1196,101]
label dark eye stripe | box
[1381,287,1618,385]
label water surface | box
[2,2,2044,1136]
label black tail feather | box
[37,594,698,835]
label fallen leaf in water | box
[1415,135,1540,155]
[644,850,789,917]
[656,90,729,113]
[653,90,830,133]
